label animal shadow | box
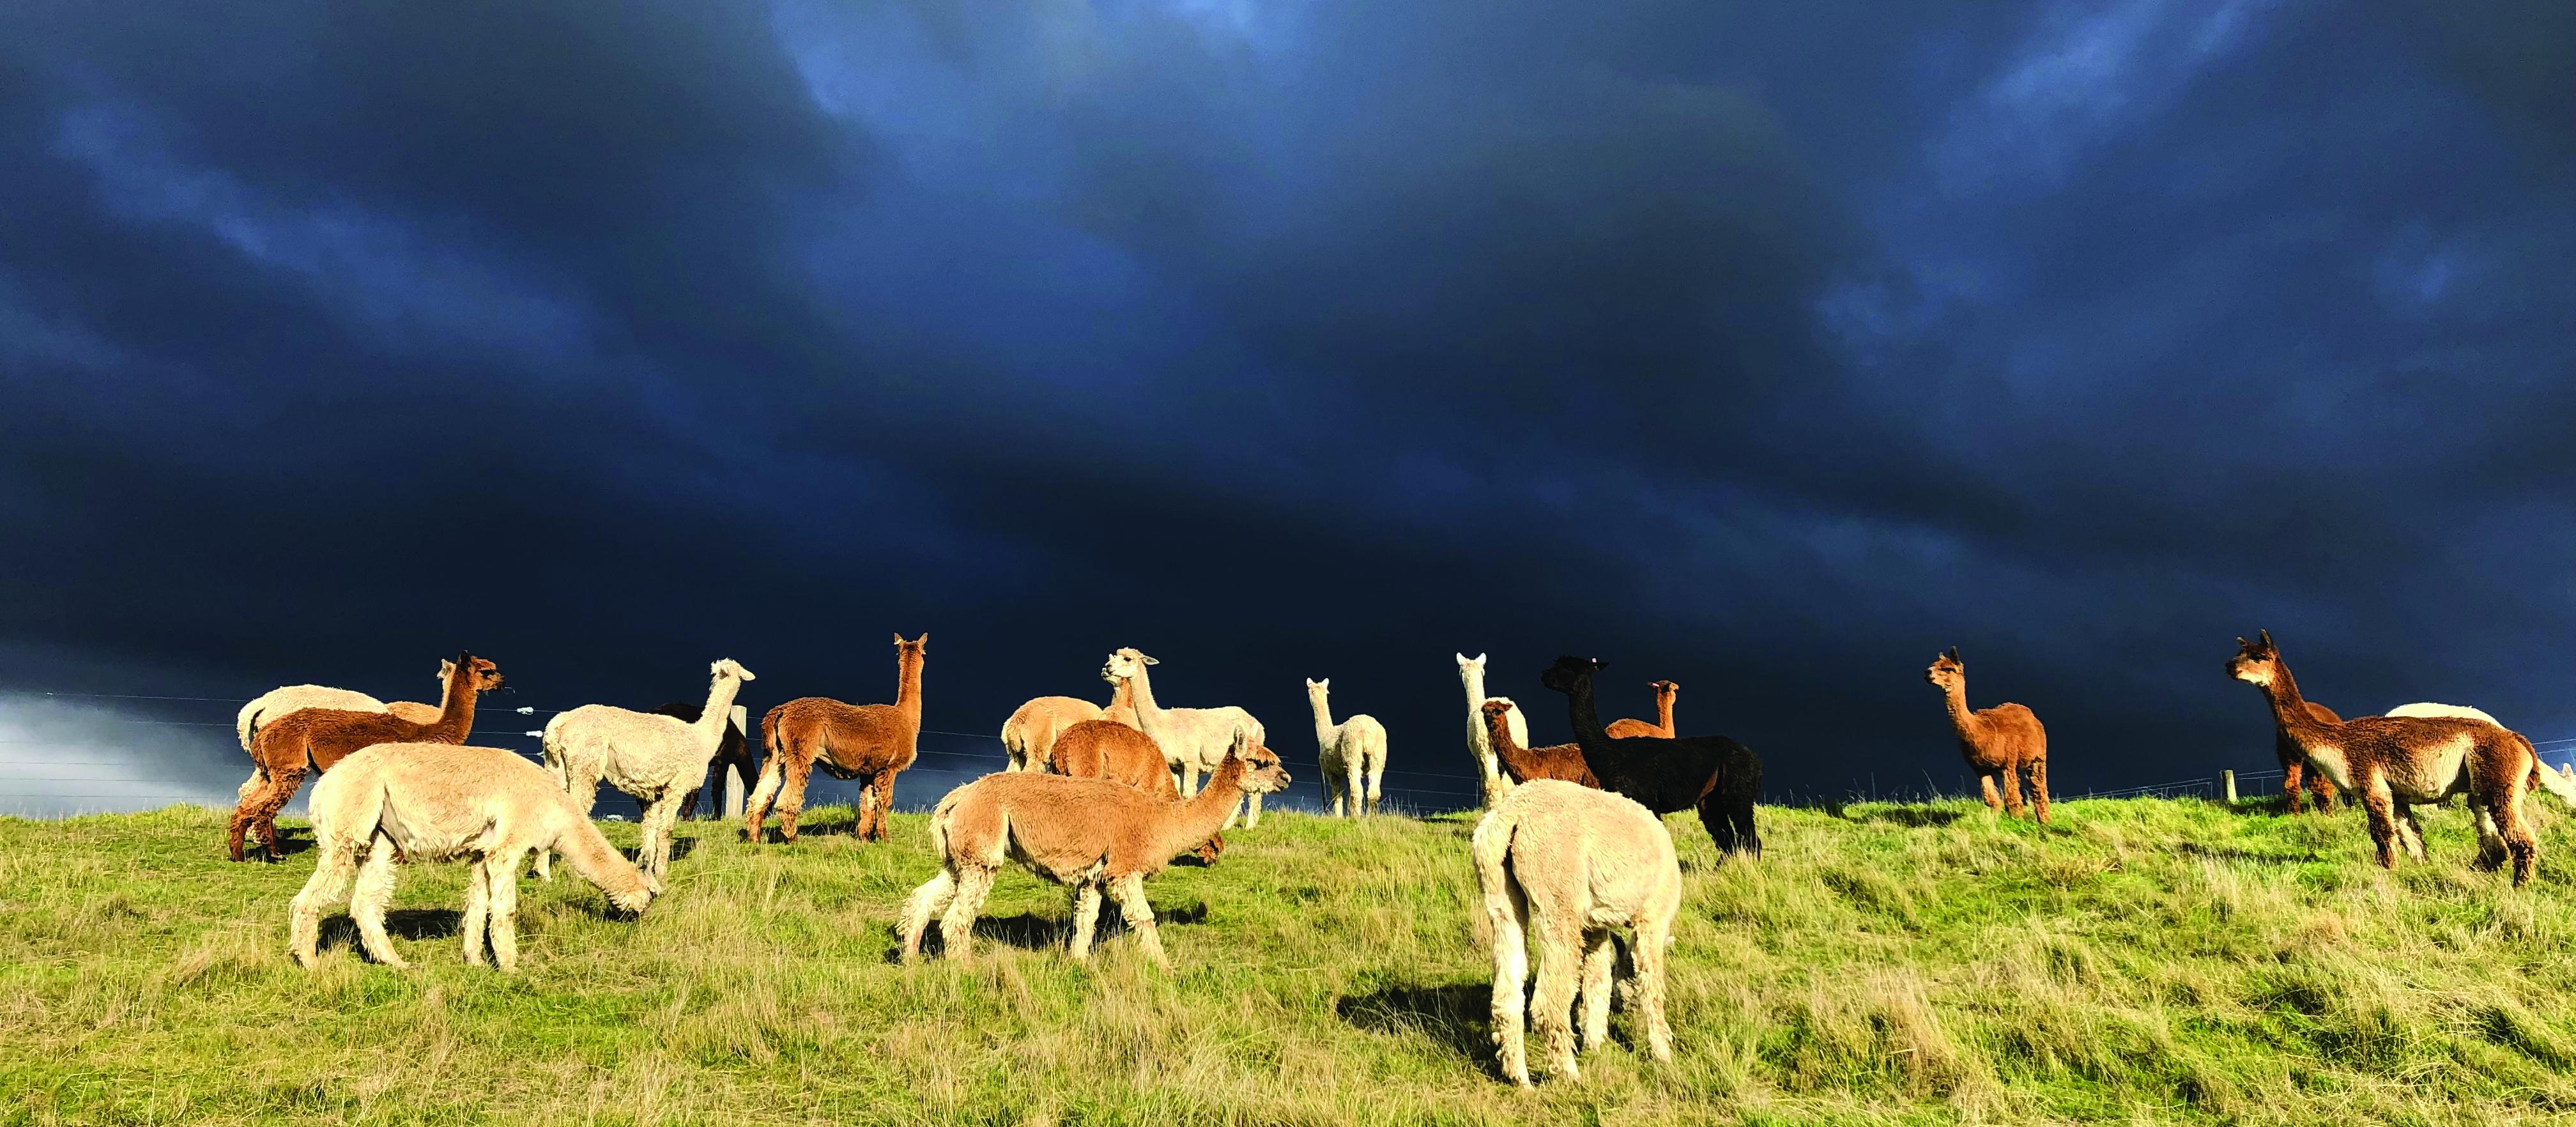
[622,837,700,866]
[1336,981,1492,1062]
[1851,806,1965,828]
[891,900,1209,962]
[258,827,317,858]
[316,907,461,951]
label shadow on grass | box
[316,907,461,952]
[889,900,1209,962]
[1847,806,1967,828]
[1335,980,1492,1064]
[622,837,699,866]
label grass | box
[3,795,2575,1126]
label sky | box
[3,1,2573,816]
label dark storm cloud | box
[4,0,2573,816]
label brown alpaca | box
[2275,696,2345,813]
[1925,647,2049,823]
[1000,678,1140,772]
[1482,699,1598,787]
[1603,680,1679,739]
[749,632,925,843]
[2230,631,2545,884]
[1046,719,1222,864]
[231,652,505,862]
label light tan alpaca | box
[900,735,1289,966]
[1458,653,1528,808]
[234,660,456,802]
[999,678,1140,772]
[1306,677,1389,817]
[537,659,756,884]
[1100,648,1269,827]
[289,742,655,972]
[1604,680,1680,740]
[1473,779,1678,1086]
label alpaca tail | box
[1468,803,1521,947]
[926,786,967,860]
[236,703,260,754]
[761,705,786,762]
[539,713,572,791]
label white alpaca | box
[1458,652,1528,809]
[1099,648,1269,827]
[538,659,755,885]
[234,661,456,802]
[289,742,655,971]
[1473,779,1679,1086]
[1306,677,1389,817]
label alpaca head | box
[1100,647,1160,685]
[2228,630,2280,688]
[609,875,657,915]
[436,658,456,683]
[1456,652,1488,673]
[894,633,928,659]
[1649,679,1680,698]
[1538,656,1604,695]
[1479,698,1517,729]
[1924,647,1965,692]
[454,652,505,694]
[710,657,757,684]
[1222,733,1292,795]
[1305,677,1330,700]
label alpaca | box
[648,700,755,819]
[900,734,1289,965]
[1539,656,1761,857]
[235,660,456,804]
[1473,778,1678,1086]
[1482,698,1598,787]
[1046,718,1223,864]
[1604,680,1680,740]
[749,633,924,843]
[1925,647,2050,823]
[1098,648,1269,827]
[539,659,757,884]
[1001,678,1140,772]
[2387,702,2504,726]
[289,742,655,971]
[1307,678,1390,817]
[2271,697,2345,814]
[1457,653,1528,808]
[231,652,504,862]
[2230,631,2556,884]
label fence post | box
[724,705,749,820]
[2221,769,2237,803]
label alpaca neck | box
[1460,666,1488,714]
[1156,755,1250,859]
[894,651,923,725]
[426,668,480,741]
[553,811,647,896]
[1562,674,1612,751]
[1104,677,1136,713]
[1126,665,1171,741]
[2258,661,2327,740]
[694,673,746,749]
[1942,680,1977,741]
[1308,689,1337,750]
[1484,711,1541,776]
[1653,689,1676,738]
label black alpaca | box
[1539,656,1762,858]
[650,700,758,820]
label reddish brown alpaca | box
[750,632,925,843]
[230,652,504,862]
[1047,719,1223,864]
[2275,694,2345,813]
[1482,699,1598,787]
[1604,680,1680,739]
[1926,647,2049,823]
[2230,631,2543,884]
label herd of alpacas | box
[224,631,2576,1085]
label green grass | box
[4,795,2575,1125]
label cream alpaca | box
[289,742,654,972]
[234,661,456,802]
[900,735,1290,966]
[1305,677,1389,817]
[1098,648,1269,827]
[539,659,755,884]
[1473,779,1678,1086]
[2386,702,2503,726]
[1457,653,1528,808]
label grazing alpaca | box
[1307,678,1390,817]
[649,700,755,820]
[539,659,757,884]
[1097,648,1269,827]
[2230,631,2556,884]
[1539,656,1761,857]
[1458,653,1528,808]
[749,634,926,843]
[1046,719,1223,864]
[1924,647,2050,823]
[231,653,504,862]
[1604,680,1680,740]
[1473,778,1678,1086]
[235,660,457,804]
[1000,678,1141,772]
[289,742,654,971]
[1482,699,1598,787]
[900,735,1289,965]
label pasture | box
[3,797,2572,1125]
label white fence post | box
[724,705,749,820]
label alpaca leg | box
[900,868,957,962]
[484,853,524,972]
[938,866,998,963]
[288,835,362,967]
[1179,763,1200,798]
[1367,755,1386,816]
[1529,917,1584,1081]
[2025,758,2050,824]
[1346,761,1365,820]
[2361,781,2400,870]
[1997,766,2027,818]
[1577,929,1616,1054]
[743,756,786,843]
[2473,804,2508,872]
[1326,774,1345,818]
[1066,881,1105,960]
[2306,767,2336,813]
[1108,873,1167,967]
[1630,918,1675,1064]
[2394,802,2428,862]
[641,793,683,884]
[1697,799,1738,857]
[1978,772,2004,815]
[2281,759,2306,813]
[1731,793,1763,859]
[1488,880,1532,1087]
[2496,786,2539,887]
[350,835,408,969]
[778,758,815,843]
[866,770,900,841]
[461,858,491,967]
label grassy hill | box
[4,795,2574,1126]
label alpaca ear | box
[2258,629,2273,647]
[893,633,904,645]
[1947,646,1961,661]
[916,632,928,650]
[1142,654,1160,665]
